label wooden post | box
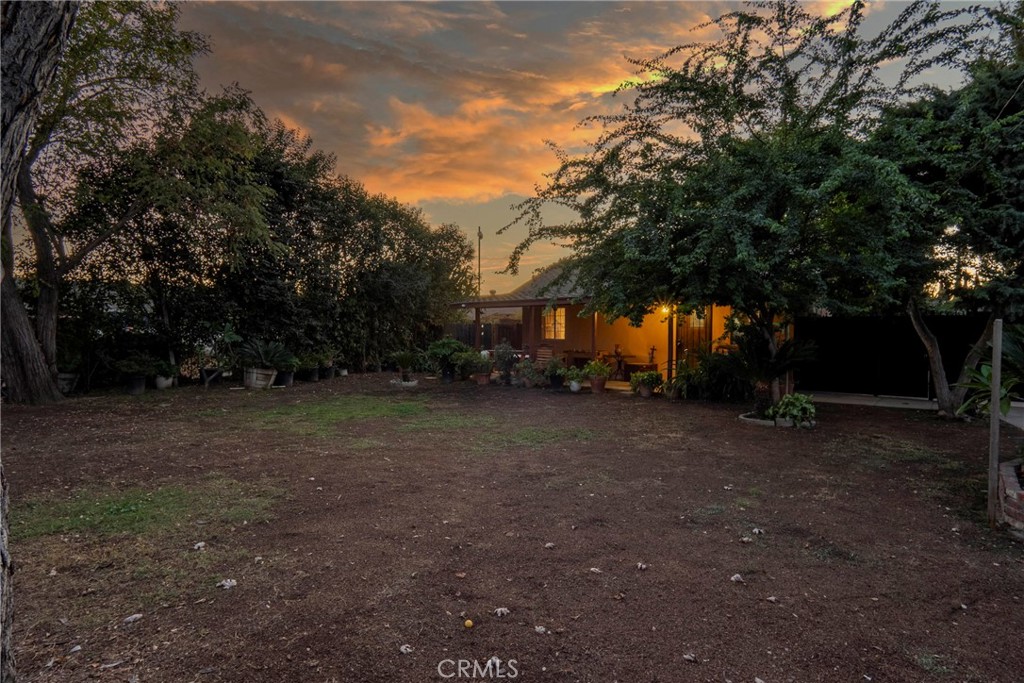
[988,319,1002,528]
[474,307,482,351]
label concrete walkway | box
[597,382,1024,431]
[812,391,1024,431]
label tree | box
[502,0,992,402]
[872,6,1024,415]
[3,1,207,403]
[61,90,275,371]
[2,1,80,677]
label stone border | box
[998,459,1024,539]
[738,413,814,428]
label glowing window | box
[543,307,565,340]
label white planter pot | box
[569,380,582,393]
[154,375,174,390]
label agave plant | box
[956,324,1024,417]
[391,350,420,382]
[238,339,297,371]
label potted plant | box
[238,339,297,389]
[630,370,663,398]
[514,358,541,388]
[494,341,518,386]
[664,361,693,400]
[391,350,420,384]
[272,354,299,387]
[466,353,492,385]
[544,356,567,390]
[453,350,481,381]
[766,393,816,427]
[317,347,340,380]
[198,323,241,389]
[153,359,178,390]
[582,359,612,393]
[427,337,471,383]
[296,352,321,382]
[566,365,586,393]
[114,352,160,396]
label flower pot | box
[154,375,174,390]
[57,372,79,395]
[319,366,336,380]
[569,380,582,393]
[125,375,146,396]
[474,372,491,386]
[638,385,654,398]
[522,377,535,389]
[549,375,565,390]
[590,376,607,394]
[338,368,348,377]
[244,367,277,389]
[273,370,294,387]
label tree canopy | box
[502,0,998,401]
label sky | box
[176,1,981,295]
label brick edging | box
[998,459,1024,533]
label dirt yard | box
[3,375,1023,682]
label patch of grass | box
[486,426,595,450]
[825,434,960,470]
[805,540,858,564]
[402,413,498,431]
[11,477,283,541]
[349,436,388,449]
[915,653,951,675]
[258,395,427,436]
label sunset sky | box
[177,1,983,294]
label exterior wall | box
[521,302,733,377]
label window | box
[542,307,565,340]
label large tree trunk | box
[907,300,995,418]
[17,163,60,374]
[907,299,956,416]
[2,3,79,681]
[0,277,62,405]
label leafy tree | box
[872,5,1023,415]
[502,0,992,402]
[4,1,208,403]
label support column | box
[474,307,482,350]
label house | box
[453,265,734,381]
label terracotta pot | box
[474,373,491,386]
[590,376,607,393]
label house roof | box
[454,263,588,308]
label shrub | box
[630,370,663,393]
[582,359,612,379]
[766,393,816,426]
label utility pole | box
[477,226,482,298]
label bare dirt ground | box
[3,374,1023,683]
